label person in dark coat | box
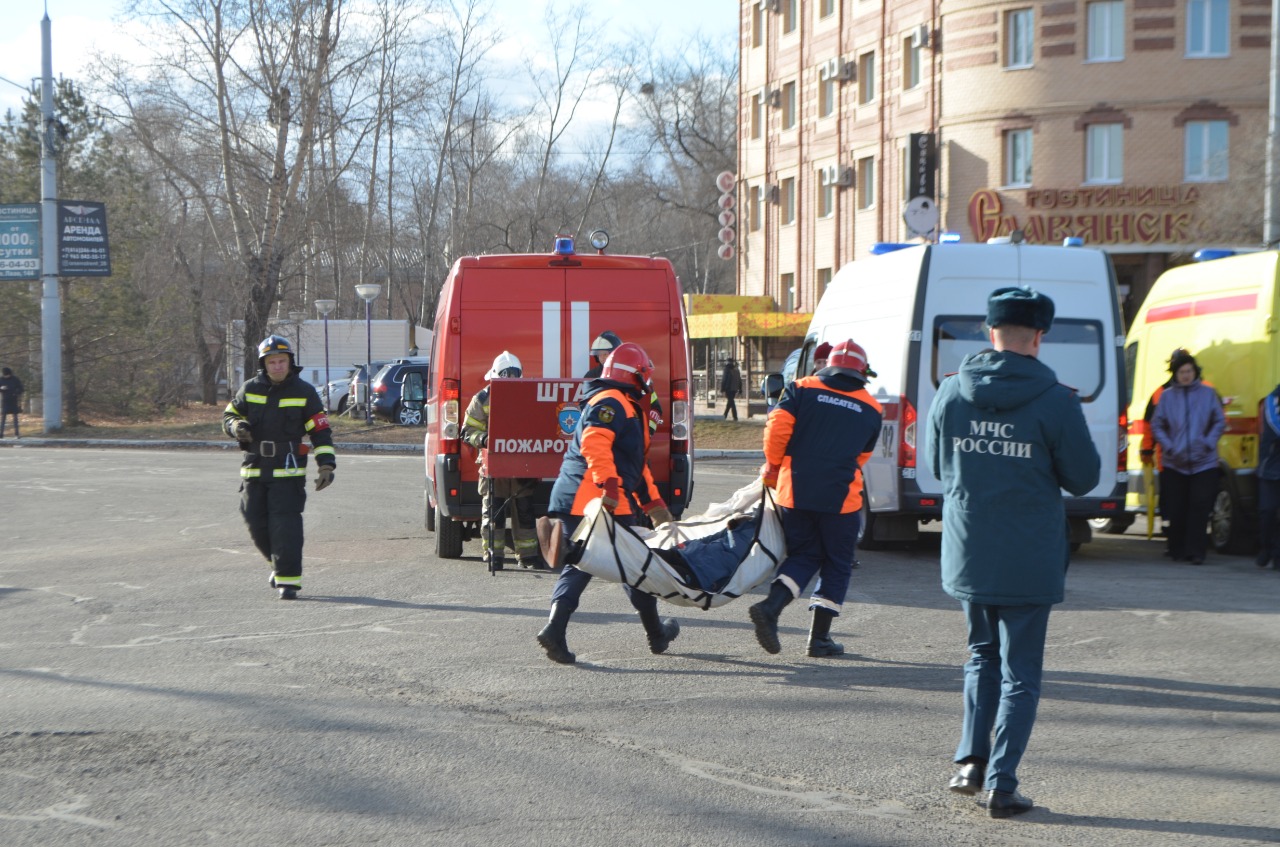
[0,367,22,439]
[720,359,743,421]
[1258,383,1280,569]
[926,286,1100,818]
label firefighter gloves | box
[600,477,621,512]
[644,498,675,528]
[315,465,335,491]
[232,420,254,446]
[760,462,780,489]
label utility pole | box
[40,9,61,432]
[1265,0,1280,248]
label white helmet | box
[485,351,523,380]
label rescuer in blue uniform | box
[925,287,1099,818]
[224,335,337,600]
[748,339,882,658]
[536,341,677,664]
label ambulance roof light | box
[939,231,962,242]
[870,242,913,255]
[1063,236,1084,247]
[588,229,609,252]
[1193,248,1236,262]
[554,236,575,256]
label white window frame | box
[781,81,797,130]
[818,74,836,118]
[1005,128,1033,187]
[904,37,922,89]
[751,93,763,140]
[1085,123,1123,184]
[751,185,764,232]
[1086,1,1125,62]
[1184,120,1229,182]
[818,170,835,218]
[858,51,876,105]
[1187,0,1229,58]
[781,177,797,225]
[1006,8,1035,69]
[857,156,876,209]
[782,0,798,35]
[819,0,836,19]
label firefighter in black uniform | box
[224,335,337,599]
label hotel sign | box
[968,186,1201,245]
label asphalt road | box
[1,446,1277,847]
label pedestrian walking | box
[720,358,742,421]
[748,339,882,657]
[0,367,22,439]
[223,335,337,600]
[462,351,545,570]
[536,341,678,664]
[1151,349,1224,565]
[926,286,1100,817]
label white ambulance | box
[790,237,1128,549]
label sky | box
[0,0,738,117]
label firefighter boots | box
[806,608,844,657]
[638,606,680,655]
[536,602,576,664]
[748,580,794,654]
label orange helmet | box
[600,341,653,391]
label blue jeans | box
[954,601,1053,794]
[777,506,860,613]
[548,514,659,617]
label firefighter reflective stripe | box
[245,393,268,404]
[224,402,241,415]
[275,467,307,478]
[241,467,262,478]
[312,445,335,457]
[464,413,487,430]
[279,398,306,407]
[273,574,302,586]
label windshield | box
[932,316,1105,402]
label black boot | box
[806,608,844,657]
[748,581,794,654]
[536,602,576,664]
[638,605,680,655]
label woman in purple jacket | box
[1151,350,1225,564]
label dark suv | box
[370,358,431,425]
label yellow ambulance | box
[1123,249,1278,553]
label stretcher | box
[570,480,786,609]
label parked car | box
[346,360,394,415]
[371,358,431,425]
[323,370,356,414]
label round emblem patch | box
[596,406,615,424]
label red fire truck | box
[423,233,695,559]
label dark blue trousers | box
[776,506,860,613]
[955,601,1052,793]
[1257,477,1280,566]
[549,514,659,617]
[239,477,307,582]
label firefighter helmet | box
[590,330,622,360]
[812,341,832,369]
[823,339,875,380]
[257,335,294,368]
[485,350,523,380]
[600,342,653,391]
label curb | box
[0,438,763,460]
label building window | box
[1184,120,1229,181]
[782,0,798,34]
[1006,8,1035,69]
[817,267,833,301]
[1086,2,1125,62]
[1187,0,1229,57]
[858,51,876,104]
[1085,124,1123,184]
[819,0,836,18]
[857,156,876,209]
[751,185,764,232]
[781,272,796,312]
[818,74,835,118]
[1005,128,1033,187]
[904,36,922,90]
[781,81,797,130]
[818,168,835,218]
[750,92,763,139]
[781,177,796,225]
[752,4,764,48]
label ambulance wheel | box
[424,491,436,531]
[1211,486,1252,554]
[397,403,423,426]
[436,515,464,559]
[1088,514,1135,535]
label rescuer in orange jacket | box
[536,342,678,664]
[749,339,883,657]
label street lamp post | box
[354,284,381,424]
[288,309,307,373]
[315,299,336,410]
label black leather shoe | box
[986,789,1033,818]
[948,762,984,795]
[278,586,298,600]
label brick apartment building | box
[735,0,1271,331]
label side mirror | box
[761,373,785,407]
[404,371,425,404]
